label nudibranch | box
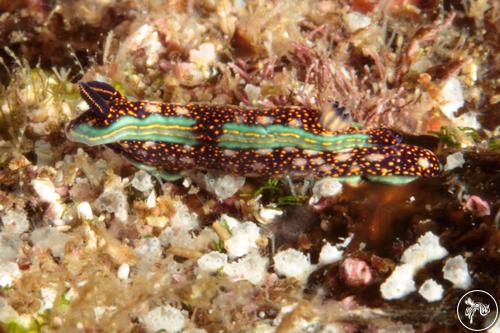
[66,81,441,183]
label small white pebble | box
[310,178,343,205]
[219,214,240,230]
[131,170,154,192]
[273,249,312,281]
[77,100,90,111]
[257,206,283,224]
[77,202,93,220]
[244,84,261,105]
[418,279,444,302]
[381,232,448,300]
[344,12,371,32]
[146,190,157,209]
[31,178,60,203]
[203,172,245,200]
[224,251,269,285]
[40,287,58,311]
[0,208,29,234]
[444,152,465,171]
[182,177,192,188]
[142,305,186,333]
[189,43,216,68]
[131,24,165,67]
[94,306,106,320]
[380,264,416,300]
[94,306,116,321]
[439,77,464,118]
[117,264,130,281]
[225,222,261,259]
[401,231,448,270]
[318,242,343,265]
[170,201,199,231]
[47,202,65,226]
[0,262,21,288]
[442,255,471,289]
[197,252,228,273]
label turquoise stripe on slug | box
[365,175,418,184]
[220,123,372,150]
[67,114,198,146]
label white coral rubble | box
[418,279,444,302]
[381,231,448,300]
[442,255,472,289]
[310,178,343,205]
[0,262,21,288]
[197,252,227,273]
[273,248,312,281]
[224,220,261,259]
[224,251,269,285]
[0,209,29,234]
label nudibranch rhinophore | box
[66,81,441,183]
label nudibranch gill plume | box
[66,81,441,183]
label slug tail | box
[315,144,440,181]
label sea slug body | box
[67,81,441,183]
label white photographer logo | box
[465,297,490,324]
[457,290,498,331]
